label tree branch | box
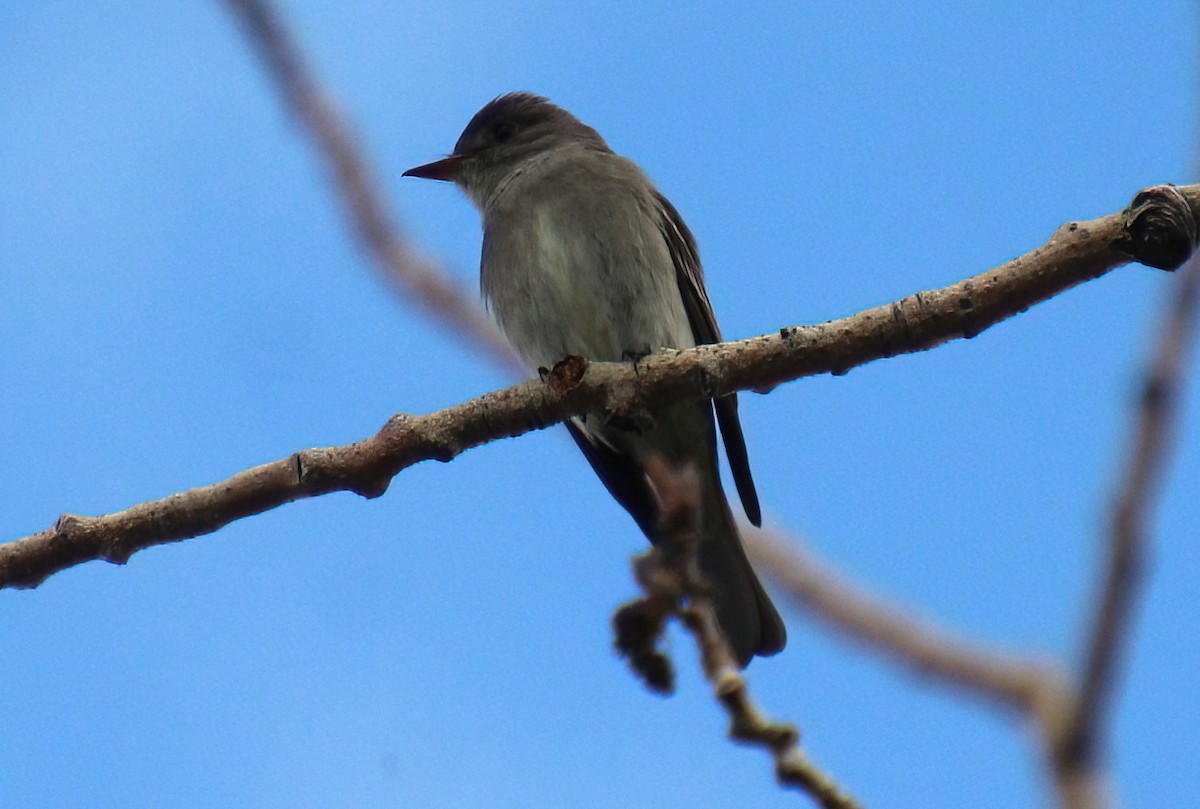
[1,183,1196,589]
[211,15,1200,798]
[1053,248,1200,807]
[615,457,863,809]
[742,248,1200,809]
[744,527,1069,715]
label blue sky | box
[1,2,1196,807]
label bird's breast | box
[480,176,694,372]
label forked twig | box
[614,457,862,809]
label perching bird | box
[404,93,785,665]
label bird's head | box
[403,92,609,208]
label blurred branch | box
[745,528,1090,804]
[745,527,1069,714]
[1053,252,1200,807]
[2,184,1197,588]
[210,13,1199,803]
[8,4,1195,804]
[746,253,1200,809]
[614,458,862,809]
[222,0,520,369]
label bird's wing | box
[654,191,762,526]
[564,418,661,540]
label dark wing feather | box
[654,192,762,526]
[564,420,662,541]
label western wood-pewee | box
[404,93,785,665]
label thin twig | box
[1054,253,1200,803]
[615,458,862,809]
[745,254,1200,809]
[746,526,1092,806]
[745,527,1068,714]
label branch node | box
[713,671,745,699]
[889,295,921,349]
[612,597,676,694]
[53,513,87,539]
[544,354,589,395]
[380,413,413,434]
[1120,184,1199,271]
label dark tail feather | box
[563,421,785,665]
[700,495,787,667]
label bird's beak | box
[402,155,463,182]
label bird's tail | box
[697,478,787,667]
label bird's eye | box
[492,121,518,142]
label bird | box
[403,93,785,666]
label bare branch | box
[745,527,1097,805]
[1055,251,1200,793]
[207,11,1200,799]
[744,527,1068,714]
[2,184,1196,589]
[221,0,520,369]
[743,249,1200,809]
[615,457,862,809]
